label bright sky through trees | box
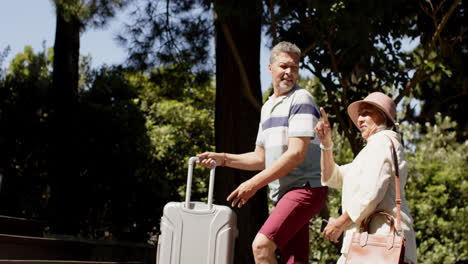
[0,1,126,69]
[0,0,282,92]
[0,1,418,93]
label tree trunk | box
[51,4,80,107]
[48,4,81,234]
[213,1,268,263]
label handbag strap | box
[384,135,403,235]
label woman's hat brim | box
[347,100,396,129]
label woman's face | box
[357,104,387,139]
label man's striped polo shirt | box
[256,85,323,202]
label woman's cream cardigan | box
[322,130,417,263]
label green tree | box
[129,65,216,198]
[0,42,217,241]
[118,0,212,77]
[126,66,217,240]
[0,46,9,78]
[50,0,130,102]
[51,64,216,240]
[0,46,53,219]
[48,0,130,234]
[212,1,268,263]
[407,0,468,140]
[267,0,465,154]
[121,1,267,261]
[403,114,468,263]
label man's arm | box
[197,146,265,171]
[227,137,310,207]
[248,137,309,189]
[224,146,265,171]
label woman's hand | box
[323,212,353,243]
[314,107,333,148]
[322,217,345,243]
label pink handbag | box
[345,137,406,264]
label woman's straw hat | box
[347,92,396,128]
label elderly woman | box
[314,92,417,264]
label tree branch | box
[302,63,318,77]
[430,0,461,49]
[302,43,317,57]
[325,40,351,109]
[268,0,278,46]
[395,0,461,104]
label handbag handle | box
[384,135,403,235]
[360,211,395,234]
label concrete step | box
[0,215,45,236]
[0,234,155,264]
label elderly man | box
[198,41,327,264]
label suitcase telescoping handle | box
[185,156,216,209]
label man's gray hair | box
[270,41,301,64]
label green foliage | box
[409,43,468,140]
[307,126,352,263]
[408,0,468,141]
[51,0,130,28]
[267,0,467,154]
[131,67,215,201]
[272,0,419,105]
[0,45,215,241]
[119,0,213,73]
[69,65,215,240]
[300,77,357,162]
[0,46,53,218]
[402,114,468,263]
[7,45,53,89]
[0,46,9,78]
[2,3,465,259]
[72,66,153,239]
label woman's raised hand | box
[314,107,333,147]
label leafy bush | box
[129,66,215,203]
[308,127,353,263]
[0,47,215,241]
[403,114,468,264]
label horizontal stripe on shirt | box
[289,103,320,119]
[262,117,289,130]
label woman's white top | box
[322,130,417,263]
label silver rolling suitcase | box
[156,157,238,264]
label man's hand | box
[196,152,223,168]
[226,180,258,208]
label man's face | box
[269,52,300,95]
